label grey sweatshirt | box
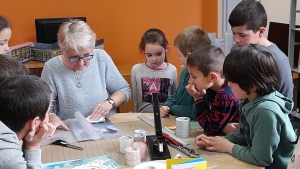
[131,63,177,112]
[0,121,42,169]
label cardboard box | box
[31,43,61,62]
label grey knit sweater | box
[41,49,131,120]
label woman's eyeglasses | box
[68,54,94,62]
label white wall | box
[262,0,291,24]
[218,0,299,38]
[262,0,300,37]
[218,0,262,38]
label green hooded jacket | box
[225,91,296,169]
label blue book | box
[43,155,121,169]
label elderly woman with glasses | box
[41,20,131,130]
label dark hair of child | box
[139,28,169,62]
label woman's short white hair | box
[57,19,96,53]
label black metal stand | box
[146,93,171,160]
[146,135,171,160]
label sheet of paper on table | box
[41,112,122,146]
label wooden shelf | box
[24,60,45,69]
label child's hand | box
[185,84,206,100]
[202,136,234,153]
[49,113,70,131]
[160,106,170,117]
[25,122,56,150]
[195,134,212,147]
[222,123,239,134]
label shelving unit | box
[289,0,300,117]
[289,0,300,69]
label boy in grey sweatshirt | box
[0,55,55,169]
[228,0,293,99]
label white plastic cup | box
[175,117,190,138]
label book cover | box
[42,155,121,169]
[171,161,207,169]
[91,118,122,139]
[166,158,194,169]
[177,158,204,164]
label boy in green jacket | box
[160,26,211,120]
[195,44,296,169]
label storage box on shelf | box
[11,38,104,63]
[18,39,104,77]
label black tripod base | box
[146,135,171,160]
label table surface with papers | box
[41,113,264,169]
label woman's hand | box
[90,101,112,120]
[49,113,70,132]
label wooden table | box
[41,113,263,169]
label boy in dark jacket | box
[186,45,240,135]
